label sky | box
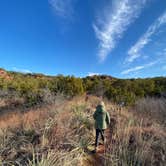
[0,0,166,78]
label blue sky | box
[0,0,166,78]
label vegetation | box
[0,68,166,106]
[0,68,166,165]
[0,96,165,166]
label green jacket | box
[93,105,110,130]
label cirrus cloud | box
[93,0,148,62]
[121,61,158,75]
[48,0,76,19]
[126,10,166,63]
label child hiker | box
[93,101,110,153]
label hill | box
[0,68,166,109]
[0,68,12,80]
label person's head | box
[99,101,105,107]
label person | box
[93,101,110,153]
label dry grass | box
[103,97,166,166]
[133,97,166,126]
[0,96,166,166]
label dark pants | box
[95,129,105,147]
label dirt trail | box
[84,127,112,166]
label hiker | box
[93,101,110,152]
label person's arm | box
[93,110,97,120]
[106,112,110,125]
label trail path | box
[85,128,112,166]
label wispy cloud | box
[126,10,166,63]
[93,0,148,62]
[121,61,157,75]
[121,66,144,75]
[13,67,32,74]
[88,72,100,77]
[48,0,75,19]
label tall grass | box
[134,97,166,126]
[103,97,166,166]
[0,96,166,165]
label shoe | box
[92,149,96,153]
[92,147,98,153]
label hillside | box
[0,69,12,80]
[0,69,166,107]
